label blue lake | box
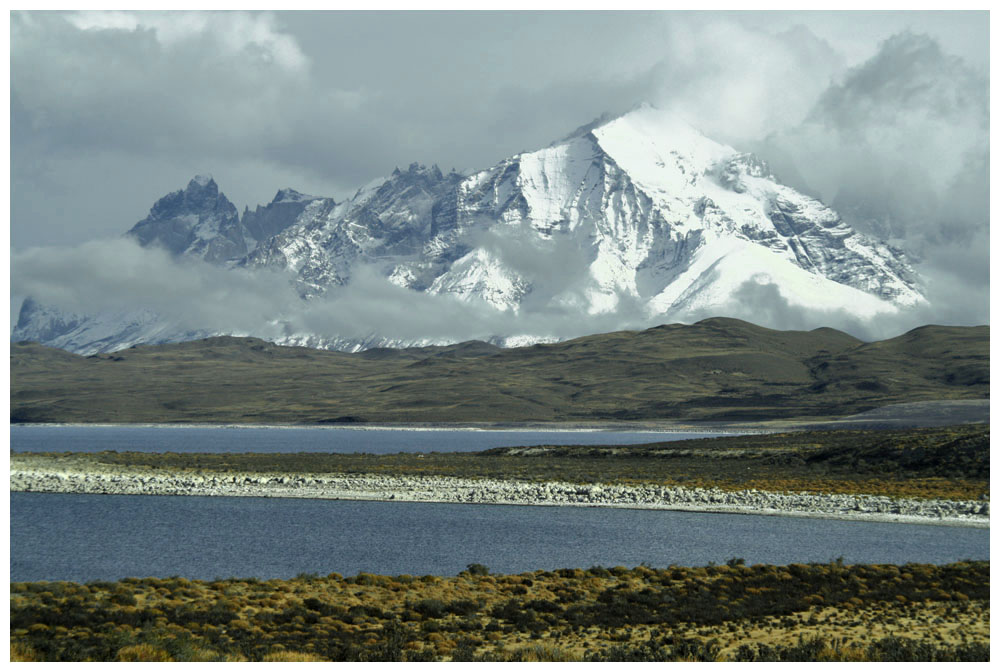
[10,493,989,583]
[10,424,723,454]
[9,425,990,583]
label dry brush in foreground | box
[10,560,988,662]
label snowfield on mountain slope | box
[588,105,923,310]
[647,234,898,318]
[14,105,925,354]
[591,104,734,200]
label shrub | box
[109,591,138,607]
[10,641,39,662]
[117,644,173,662]
[302,597,344,617]
[556,568,584,579]
[412,599,448,620]
[446,599,482,616]
[449,638,481,661]
[492,644,580,662]
[361,620,412,662]
[525,599,562,614]
[294,572,320,582]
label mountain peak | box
[559,103,701,141]
[556,110,621,144]
[189,174,215,189]
[597,103,711,143]
[127,175,243,263]
[271,188,317,204]
[21,106,925,356]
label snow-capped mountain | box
[240,188,334,254]
[12,297,207,354]
[13,104,924,354]
[125,175,329,264]
[127,175,245,264]
[241,163,465,297]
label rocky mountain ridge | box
[14,104,924,354]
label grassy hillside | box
[10,318,989,424]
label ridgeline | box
[11,318,988,425]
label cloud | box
[674,276,988,344]
[10,11,370,247]
[12,12,851,249]
[66,11,310,71]
[11,10,651,207]
[6,238,573,345]
[461,221,597,314]
[754,32,988,330]
[676,281,872,337]
[9,237,659,348]
[764,33,987,229]
[646,18,845,145]
[11,11,320,160]
[9,228,988,352]
[9,13,988,344]
[11,238,302,334]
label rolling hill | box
[10,318,988,425]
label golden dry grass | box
[9,562,989,662]
[117,643,173,662]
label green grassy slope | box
[10,318,988,424]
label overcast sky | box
[8,10,991,338]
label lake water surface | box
[10,493,989,583]
[9,425,989,583]
[10,424,723,454]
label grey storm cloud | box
[644,17,846,145]
[8,11,990,342]
[768,32,988,220]
[756,32,989,332]
[11,11,659,249]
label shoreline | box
[9,421,760,434]
[12,412,988,434]
[10,460,989,529]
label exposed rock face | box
[240,188,332,250]
[10,458,988,528]
[127,175,249,264]
[11,298,203,354]
[13,298,82,345]
[15,105,926,354]
[242,163,466,298]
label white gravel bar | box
[10,457,988,528]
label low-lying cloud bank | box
[11,238,656,346]
[10,235,980,350]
